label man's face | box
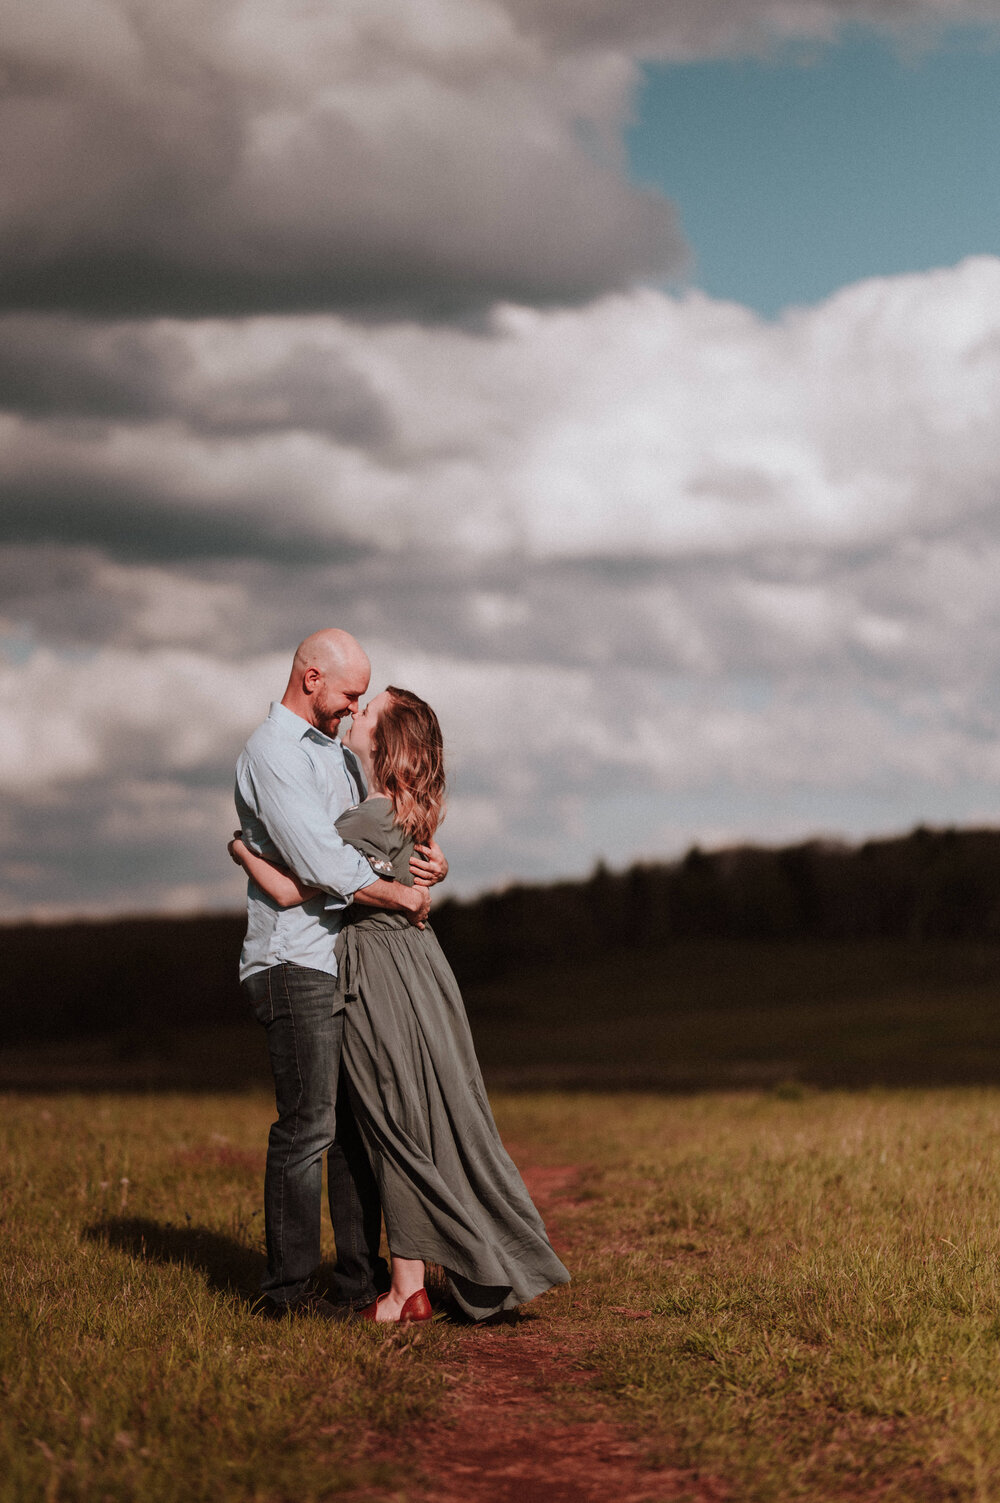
[311,661,371,739]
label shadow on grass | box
[84,1216,266,1304]
[81,1220,533,1325]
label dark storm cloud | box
[0,240,679,321]
[0,0,683,319]
[3,0,990,323]
[0,477,370,566]
[0,316,392,443]
[0,546,128,644]
[0,318,175,420]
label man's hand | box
[402,884,432,928]
[353,876,432,928]
[410,838,448,887]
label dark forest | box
[4,824,1000,1090]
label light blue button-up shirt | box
[235,702,377,982]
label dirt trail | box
[364,1157,728,1503]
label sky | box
[629,24,1000,313]
[3,0,1000,919]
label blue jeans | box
[242,963,388,1307]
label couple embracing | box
[231,628,569,1324]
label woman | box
[229,686,569,1324]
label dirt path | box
[362,1158,728,1503]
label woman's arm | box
[228,834,319,908]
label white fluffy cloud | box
[4,256,1000,570]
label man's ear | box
[302,667,321,696]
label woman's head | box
[355,686,445,844]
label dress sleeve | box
[335,802,414,884]
[334,804,391,870]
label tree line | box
[3,824,1000,1044]
[437,824,1000,981]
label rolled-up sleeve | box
[240,746,376,906]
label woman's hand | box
[410,839,448,887]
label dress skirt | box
[338,912,570,1321]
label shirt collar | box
[267,701,342,748]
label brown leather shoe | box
[360,1288,433,1324]
[260,1291,357,1324]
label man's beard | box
[313,705,343,739]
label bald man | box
[235,629,447,1321]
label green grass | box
[0,1094,457,1502]
[8,1089,1000,1499]
[506,1089,1000,1501]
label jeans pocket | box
[242,972,274,1026]
[282,963,340,1022]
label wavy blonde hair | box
[371,686,446,845]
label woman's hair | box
[371,686,446,845]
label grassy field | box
[7,1089,1000,1499]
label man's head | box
[281,629,371,738]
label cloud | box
[0,646,289,790]
[4,256,1000,568]
[505,0,1000,54]
[0,771,247,918]
[0,316,393,444]
[0,0,683,317]
[5,615,1000,917]
[7,3,1000,920]
[5,214,1000,911]
[4,0,998,325]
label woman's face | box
[343,689,389,761]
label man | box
[234,629,447,1320]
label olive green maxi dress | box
[335,797,570,1321]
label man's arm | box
[229,833,430,926]
[238,746,375,907]
[353,879,431,926]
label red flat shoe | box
[359,1293,387,1322]
[360,1289,433,1324]
[399,1288,433,1323]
